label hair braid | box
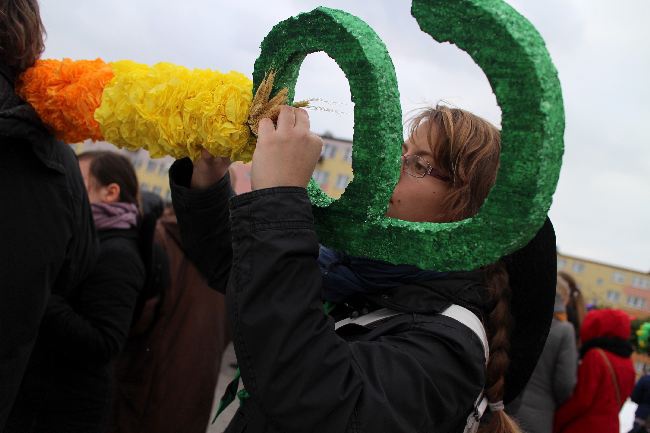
[478,262,522,433]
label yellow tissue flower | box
[95,61,254,161]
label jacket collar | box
[0,61,45,134]
[0,61,17,86]
[363,270,489,320]
[0,60,65,173]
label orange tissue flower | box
[17,58,115,143]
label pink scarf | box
[91,202,139,230]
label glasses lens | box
[403,155,428,178]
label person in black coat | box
[170,106,557,432]
[6,151,145,433]
[0,1,98,429]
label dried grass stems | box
[247,70,309,136]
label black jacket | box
[0,62,98,429]
[170,159,488,433]
[5,228,145,433]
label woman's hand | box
[190,149,232,189]
[251,106,323,190]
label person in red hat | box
[554,308,636,433]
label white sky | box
[39,0,650,271]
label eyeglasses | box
[401,154,451,182]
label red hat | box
[580,309,631,342]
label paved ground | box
[205,343,638,433]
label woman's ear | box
[102,182,121,203]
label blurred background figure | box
[0,0,97,429]
[554,308,636,433]
[629,368,650,433]
[6,151,145,433]
[109,192,230,433]
[511,274,577,433]
[558,271,586,345]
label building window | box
[146,160,157,172]
[627,295,646,309]
[152,186,162,196]
[132,159,143,169]
[343,147,353,163]
[632,277,650,289]
[141,183,149,192]
[158,163,169,175]
[596,278,604,285]
[321,143,337,160]
[165,190,172,202]
[606,290,620,303]
[613,272,625,284]
[557,258,566,270]
[572,262,585,273]
[312,170,329,187]
[335,174,350,190]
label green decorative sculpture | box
[254,0,564,271]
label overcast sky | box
[39,0,649,271]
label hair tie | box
[488,401,504,412]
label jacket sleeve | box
[554,350,603,432]
[40,244,145,363]
[552,322,578,405]
[169,158,233,294]
[228,187,484,433]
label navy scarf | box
[318,245,447,303]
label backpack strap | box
[334,304,490,433]
[334,304,488,359]
[440,305,489,433]
[441,305,489,363]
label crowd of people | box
[511,273,640,433]
[0,1,648,433]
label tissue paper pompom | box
[95,61,254,161]
[17,58,114,143]
[18,58,293,162]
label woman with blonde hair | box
[169,104,557,433]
